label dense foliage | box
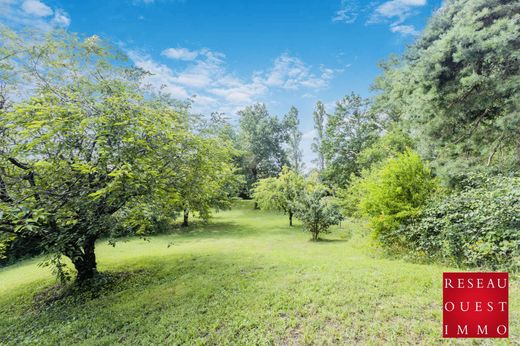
[236,104,289,197]
[402,175,520,271]
[373,0,520,185]
[351,150,437,247]
[322,93,382,187]
[335,0,520,271]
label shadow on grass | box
[32,269,151,309]
[313,238,350,243]
[168,221,257,239]
[28,253,262,310]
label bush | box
[402,175,520,271]
[295,187,343,241]
[352,149,438,247]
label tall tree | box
[284,106,304,173]
[312,101,327,171]
[373,0,520,184]
[322,93,381,188]
[237,103,288,197]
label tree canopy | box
[236,103,288,196]
[373,0,520,184]
[0,29,237,281]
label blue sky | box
[0,0,442,167]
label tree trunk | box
[72,237,98,283]
[182,208,189,227]
[289,211,293,226]
[312,230,319,241]
[254,201,259,210]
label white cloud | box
[362,0,426,36]
[51,9,71,27]
[332,0,359,23]
[390,24,419,36]
[162,48,200,61]
[265,53,336,90]
[332,0,425,36]
[128,50,190,99]
[369,0,426,24]
[21,0,52,17]
[1,0,71,29]
[129,48,340,115]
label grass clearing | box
[0,200,518,345]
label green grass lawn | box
[0,200,518,345]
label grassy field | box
[0,200,518,345]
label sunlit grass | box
[0,200,517,345]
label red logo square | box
[443,272,508,338]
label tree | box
[356,128,414,172]
[311,101,327,171]
[173,136,239,227]
[373,0,520,185]
[351,150,437,247]
[322,93,382,187]
[284,106,304,173]
[294,187,343,241]
[237,103,288,197]
[0,30,190,282]
[253,166,304,226]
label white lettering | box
[497,325,507,335]
[477,325,488,335]
[445,278,454,289]
[487,278,495,288]
[457,325,468,335]
[497,279,507,289]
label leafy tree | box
[237,103,288,197]
[322,93,382,187]
[173,136,239,227]
[352,150,437,247]
[373,0,520,185]
[0,30,191,282]
[253,166,304,226]
[294,186,343,241]
[339,129,415,217]
[284,106,304,173]
[311,101,327,171]
[356,128,414,172]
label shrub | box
[294,187,343,241]
[352,149,437,247]
[403,175,520,271]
